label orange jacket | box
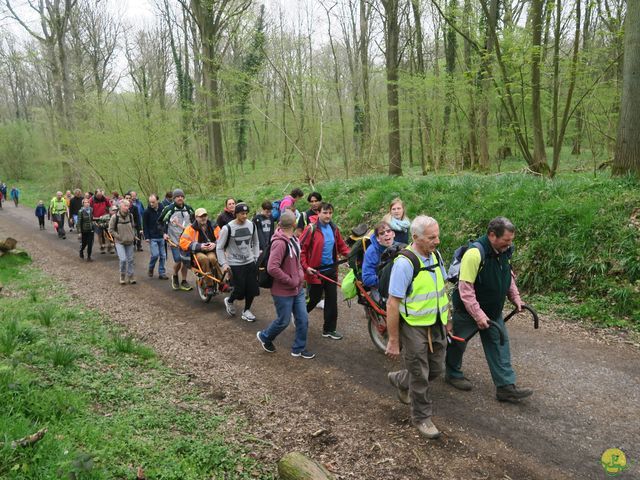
[179,220,216,252]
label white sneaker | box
[317,299,325,310]
[290,313,295,325]
[224,296,236,316]
[241,309,256,322]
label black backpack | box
[378,247,444,300]
[347,236,371,280]
[257,237,289,289]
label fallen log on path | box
[277,452,335,480]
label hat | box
[195,207,208,217]
[235,202,249,214]
[173,188,185,198]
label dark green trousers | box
[445,310,516,387]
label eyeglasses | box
[378,229,393,235]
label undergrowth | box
[0,254,271,479]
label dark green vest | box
[452,235,512,319]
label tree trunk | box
[530,0,549,174]
[278,452,335,480]
[383,0,402,176]
[359,0,371,165]
[613,0,640,176]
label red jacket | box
[90,195,111,218]
[300,221,350,285]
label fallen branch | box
[4,428,48,449]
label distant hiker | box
[217,202,260,322]
[382,198,411,245]
[77,198,94,261]
[143,194,168,279]
[129,191,145,251]
[35,201,47,230]
[161,190,173,208]
[50,191,69,239]
[180,207,222,296]
[159,188,194,291]
[445,217,533,404]
[69,189,84,232]
[109,199,137,285]
[91,189,112,254]
[385,216,449,439]
[10,186,20,207]
[253,200,275,254]
[216,197,236,230]
[300,202,350,340]
[279,187,304,216]
[297,191,322,234]
[257,211,315,359]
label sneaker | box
[87,257,93,262]
[79,251,84,259]
[180,280,193,291]
[322,330,343,340]
[128,276,137,285]
[119,274,126,285]
[171,275,179,290]
[415,418,441,439]
[148,269,154,277]
[317,299,325,309]
[388,372,410,405]
[291,350,316,359]
[158,274,169,280]
[445,375,473,391]
[100,247,106,254]
[224,297,236,316]
[241,309,256,322]
[256,331,276,353]
[496,384,533,403]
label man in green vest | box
[50,191,69,240]
[386,216,450,439]
[445,217,533,403]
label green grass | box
[0,254,271,479]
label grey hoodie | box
[216,220,259,267]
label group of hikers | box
[29,186,533,440]
[0,181,19,208]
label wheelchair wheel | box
[196,278,213,303]
[365,305,388,353]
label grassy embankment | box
[0,254,271,479]
[5,171,639,327]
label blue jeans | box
[148,238,166,275]
[260,289,308,353]
[115,243,135,276]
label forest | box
[0,0,637,193]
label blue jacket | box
[362,234,384,288]
[35,205,47,217]
[143,204,164,239]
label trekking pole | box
[451,319,506,346]
[503,304,539,329]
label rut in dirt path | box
[1,205,638,480]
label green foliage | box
[0,121,38,180]
[0,255,270,480]
[33,304,58,327]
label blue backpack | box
[271,200,282,221]
[447,241,485,284]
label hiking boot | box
[241,309,256,322]
[291,350,316,359]
[171,275,179,290]
[415,418,441,439]
[100,246,106,254]
[79,250,84,259]
[322,330,343,340]
[119,273,126,285]
[148,269,154,277]
[256,331,276,353]
[158,274,169,280]
[128,276,137,285]
[496,385,533,403]
[445,375,473,391]
[179,280,193,291]
[224,297,236,316]
[388,372,410,405]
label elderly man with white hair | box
[49,191,69,240]
[385,215,450,439]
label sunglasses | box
[378,229,393,235]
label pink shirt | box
[458,270,522,324]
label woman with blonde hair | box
[382,198,411,244]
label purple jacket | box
[267,228,304,297]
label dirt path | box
[1,205,638,479]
